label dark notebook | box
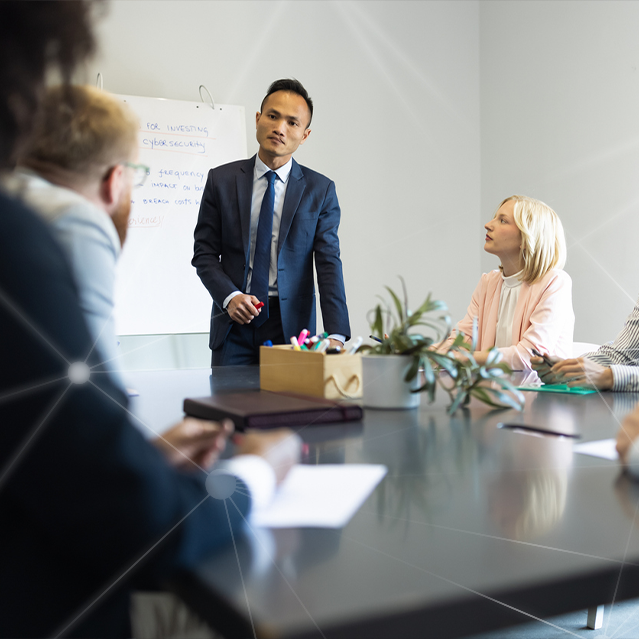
[183,390,363,430]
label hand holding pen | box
[531,348,553,368]
[530,348,562,384]
[227,294,262,324]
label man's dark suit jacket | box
[0,192,249,638]
[193,155,351,349]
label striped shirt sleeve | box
[585,298,639,391]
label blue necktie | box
[251,170,277,327]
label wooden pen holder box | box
[260,345,362,400]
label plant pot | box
[361,354,421,409]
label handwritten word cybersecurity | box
[142,137,206,154]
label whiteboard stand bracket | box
[199,85,215,110]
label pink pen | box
[297,329,309,345]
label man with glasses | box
[2,84,148,387]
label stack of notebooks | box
[184,390,363,430]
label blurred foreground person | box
[3,84,141,387]
[0,2,298,637]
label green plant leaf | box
[400,336,434,355]
[471,385,524,410]
[451,332,466,346]
[487,375,524,402]
[448,390,468,414]
[404,355,420,382]
[427,352,458,377]
[423,356,435,385]
[412,378,437,403]
[399,276,409,320]
[395,334,414,352]
[385,285,404,324]
[371,304,384,340]
[448,332,471,352]
[468,386,510,409]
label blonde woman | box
[451,195,574,371]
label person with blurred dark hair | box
[0,2,298,637]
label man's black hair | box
[260,78,313,127]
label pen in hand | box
[531,347,554,368]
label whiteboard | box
[113,94,247,335]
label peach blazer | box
[453,269,574,371]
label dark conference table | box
[128,367,639,639]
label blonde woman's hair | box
[19,84,138,183]
[496,195,566,284]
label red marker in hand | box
[254,301,264,310]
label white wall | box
[87,0,481,370]
[87,0,639,369]
[480,0,639,345]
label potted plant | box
[357,278,525,413]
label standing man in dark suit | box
[193,79,351,366]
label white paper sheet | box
[573,438,618,460]
[251,464,387,529]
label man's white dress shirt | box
[223,154,291,308]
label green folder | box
[516,384,596,395]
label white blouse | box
[494,270,524,348]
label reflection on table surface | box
[124,366,639,639]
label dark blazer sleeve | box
[0,194,250,638]
[313,179,351,340]
[192,167,243,307]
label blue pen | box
[369,335,383,343]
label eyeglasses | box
[123,162,150,187]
